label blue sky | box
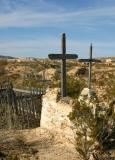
[0,0,115,58]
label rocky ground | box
[0,59,115,160]
[0,128,81,160]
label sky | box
[0,0,115,58]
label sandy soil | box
[0,128,81,160]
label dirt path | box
[0,128,80,160]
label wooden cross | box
[48,33,78,97]
[78,44,101,91]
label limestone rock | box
[78,88,99,117]
[80,88,97,98]
[41,88,75,145]
[44,88,60,102]
[38,68,56,80]
[79,88,98,103]
[80,88,90,96]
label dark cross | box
[78,44,101,91]
[48,33,78,97]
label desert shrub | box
[69,100,115,160]
[0,60,8,75]
[98,80,105,86]
[22,78,44,89]
[105,74,115,100]
[51,75,86,98]
[67,76,86,98]
[53,70,60,81]
[94,72,115,102]
[66,61,76,69]
[0,60,8,66]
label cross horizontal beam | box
[78,59,101,62]
[48,54,78,60]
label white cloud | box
[0,1,115,58]
[0,4,115,27]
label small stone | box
[80,88,90,96]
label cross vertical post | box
[78,44,101,96]
[61,33,66,97]
[88,44,92,89]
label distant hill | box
[99,56,115,60]
[0,55,15,59]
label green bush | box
[52,74,86,98]
[67,76,86,98]
[69,100,115,160]
[0,60,8,66]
